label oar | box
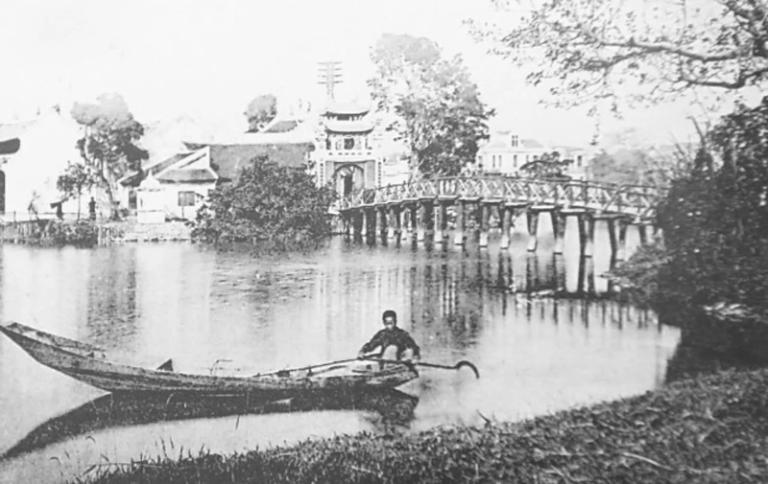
[367,358,480,379]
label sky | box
[0,0,720,147]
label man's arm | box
[359,329,386,356]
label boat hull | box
[0,323,418,395]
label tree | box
[193,156,336,249]
[56,162,97,220]
[369,33,495,177]
[72,93,148,220]
[519,151,571,179]
[244,94,277,133]
[654,97,768,310]
[468,0,768,110]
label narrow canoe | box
[0,322,418,395]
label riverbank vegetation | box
[88,367,768,483]
[609,98,768,320]
[191,156,336,250]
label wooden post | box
[389,205,400,241]
[360,209,369,238]
[578,213,595,257]
[434,201,447,244]
[526,210,539,252]
[616,218,628,261]
[552,210,567,254]
[378,206,388,243]
[500,206,511,249]
[479,202,490,248]
[454,200,466,246]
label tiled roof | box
[324,119,374,133]
[199,143,313,180]
[157,168,217,183]
[120,152,191,186]
[324,101,370,115]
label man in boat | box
[358,310,421,362]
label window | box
[178,191,196,207]
[344,137,355,150]
[510,135,519,147]
[325,138,331,150]
[513,154,518,167]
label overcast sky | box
[0,0,719,146]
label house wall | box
[137,181,213,223]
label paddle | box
[258,356,480,379]
[367,358,480,379]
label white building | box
[0,108,107,221]
[476,130,592,179]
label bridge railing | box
[339,176,663,219]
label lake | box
[0,226,680,483]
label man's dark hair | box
[382,309,397,323]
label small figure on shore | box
[88,197,96,221]
[55,203,63,220]
[358,310,421,361]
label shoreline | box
[88,366,768,483]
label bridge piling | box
[454,200,466,246]
[479,202,490,248]
[526,210,539,252]
[500,206,512,249]
[578,214,596,257]
[361,209,370,239]
[388,205,400,241]
[552,210,567,254]
[434,201,447,245]
[377,207,388,244]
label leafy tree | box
[56,162,97,220]
[519,151,571,179]
[369,33,495,177]
[72,93,148,220]
[244,94,277,133]
[654,97,768,310]
[468,0,768,110]
[193,156,336,249]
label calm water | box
[0,225,680,483]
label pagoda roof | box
[324,119,375,134]
[324,100,370,115]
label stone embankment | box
[100,220,192,243]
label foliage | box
[91,368,768,483]
[56,162,97,219]
[72,93,148,220]
[244,94,277,133]
[369,33,495,177]
[192,156,336,250]
[654,97,768,310]
[519,151,571,179]
[468,0,768,110]
[607,240,669,309]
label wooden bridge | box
[339,176,663,258]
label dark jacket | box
[360,326,420,359]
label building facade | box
[312,102,403,198]
[476,130,592,180]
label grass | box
[85,367,768,483]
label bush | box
[192,156,336,251]
[46,220,99,246]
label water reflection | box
[2,389,417,460]
[0,238,679,483]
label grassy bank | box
[87,368,768,483]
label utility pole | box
[317,61,343,101]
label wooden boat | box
[0,322,418,395]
